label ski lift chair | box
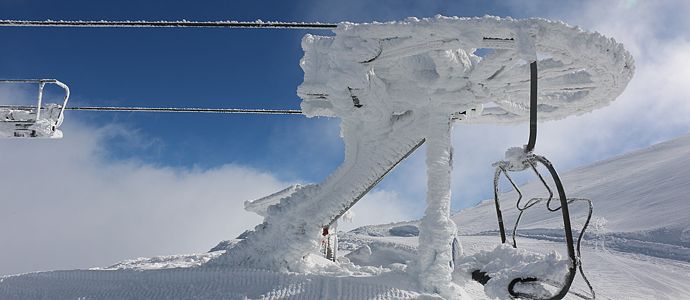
[470,62,595,300]
[0,79,70,138]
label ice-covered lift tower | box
[217,15,633,296]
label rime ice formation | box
[214,15,633,297]
[244,184,307,217]
[0,79,69,138]
[416,113,459,296]
[0,104,65,138]
[298,16,633,123]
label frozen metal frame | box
[0,79,70,137]
[482,62,595,300]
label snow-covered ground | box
[2,133,690,299]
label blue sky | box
[0,0,521,180]
[1,0,690,275]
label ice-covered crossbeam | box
[298,15,634,123]
[244,184,306,217]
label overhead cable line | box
[0,105,303,115]
[0,19,337,30]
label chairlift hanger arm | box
[0,19,337,30]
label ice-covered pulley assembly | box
[0,79,70,138]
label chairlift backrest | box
[0,79,70,138]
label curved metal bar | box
[529,161,556,211]
[492,166,508,243]
[511,197,541,248]
[36,81,45,120]
[507,155,577,300]
[0,79,70,127]
[507,196,596,299]
[511,210,525,248]
[50,80,71,127]
[493,165,524,246]
[501,170,524,211]
[533,155,577,265]
[573,197,596,300]
[485,55,595,300]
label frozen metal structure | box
[1,16,634,299]
[218,16,633,299]
[0,79,69,138]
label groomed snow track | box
[0,268,418,299]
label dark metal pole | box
[526,61,538,153]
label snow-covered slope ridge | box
[454,133,690,261]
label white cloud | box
[0,120,290,275]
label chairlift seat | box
[0,79,70,138]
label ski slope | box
[453,133,690,262]
[2,134,690,299]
